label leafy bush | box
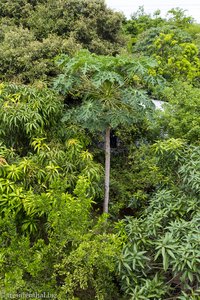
[155,82,200,143]
[0,0,125,82]
[116,143,200,299]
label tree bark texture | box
[103,127,111,213]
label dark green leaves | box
[54,50,159,132]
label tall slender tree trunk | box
[103,127,111,213]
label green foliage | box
[0,134,118,299]
[54,231,122,300]
[167,8,194,28]
[178,146,200,194]
[151,138,186,175]
[116,151,200,298]
[0,83,63,151]
[0,175,123,299]
[0,24,81,83]
[124,6,165,38]
[107,143,167,216]
[0,0,125,82]
[155,82,200,142]
[54,49,159,133]
[0,2,199,299]
[54,49,162,214]
[125,7,200,85]
[152,33,200,82]
[133,26,200,83]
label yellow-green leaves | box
[0,84,63,153]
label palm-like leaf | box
[54,49,163,213]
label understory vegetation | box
[0,1,199,299]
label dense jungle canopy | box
[0,1,200,299]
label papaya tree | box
[54,50,160,213]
